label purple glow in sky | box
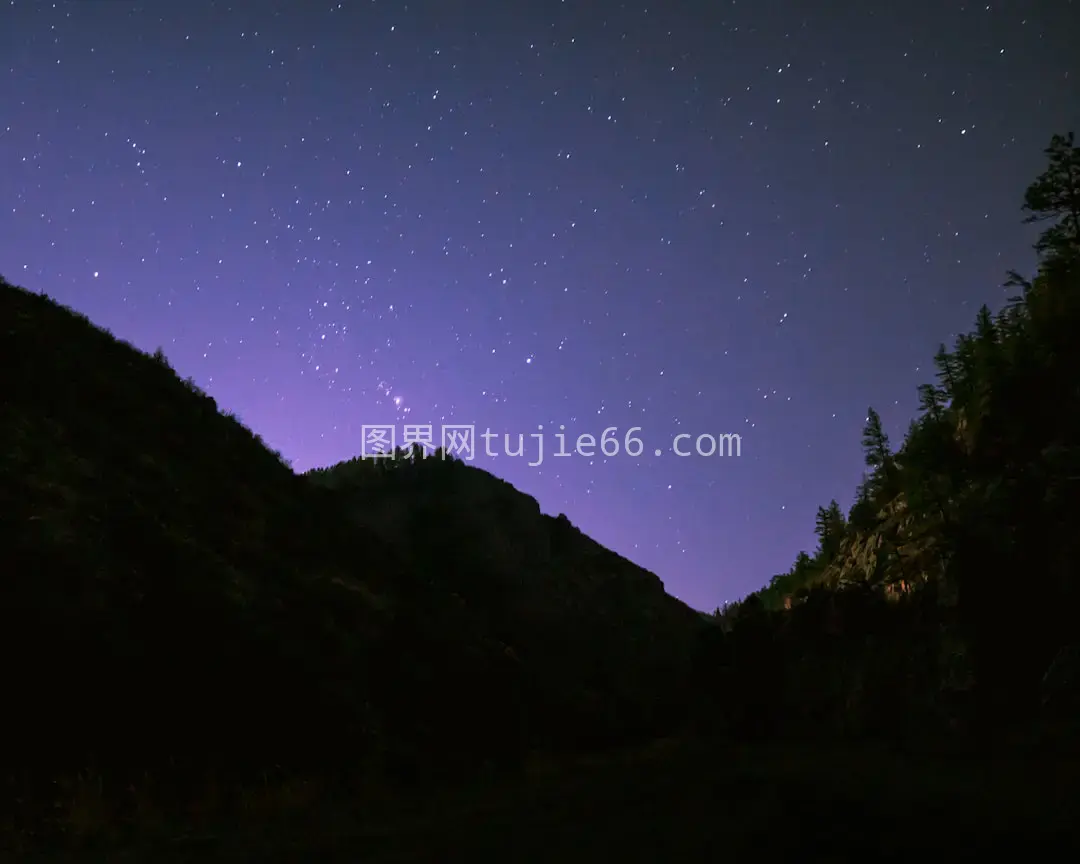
[2,0,1077,611]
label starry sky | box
[3,1,1078,612]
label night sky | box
[3,1,1077,612]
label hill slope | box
[695,132,1080,746]
[0,277,703,836]
[308,454,702,751]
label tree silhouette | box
[705,130,1080,748]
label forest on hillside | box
[696,132,1080,746]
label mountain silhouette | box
[1,275,703,835]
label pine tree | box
[917,383,946,420]
[1023,132,1080,262]
[861,407,891,471]
[933,344,959,402]
[814,500,846,564]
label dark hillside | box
[309,455,702,752]
[2,283,390,801]
[692,133,1080,750]
[0,280,703,841]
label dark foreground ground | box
[16,739,1080,862]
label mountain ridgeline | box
[1,132,1079,847]
[697,132,1080,744]
[0,278,701,834]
